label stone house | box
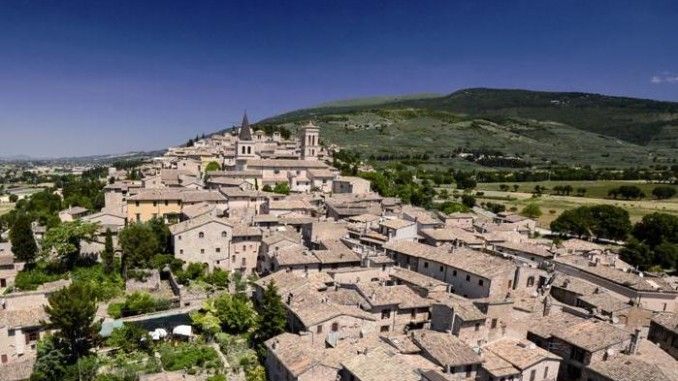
[648,312,677,359]
[169,214,233,270]
[481,338,562,381]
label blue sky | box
[1,0,677,157]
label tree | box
[551,207,592,238]
[455,174,476,190]
[272,182,290,195]
[107,323,153,353]
[147,218,171,254]
[563,185,573,196]
[255,281,287,342]
[261,184,272,192]
[521,203,542,218]
[30,335,69,381]
[461,194,476,208]
[512,184,519,192]
[10,214,38,264]
[632,213,678,248]
[213,293,259,334]
[118,223,159,276]
[9,194,18,203]
[101,228,115,274]
[576,187,587,197]
[588,205,631,241]
[205,161,221,172]
[652,186,676,200]
[245,365,267,381]
[44,283,100,363]
[41,221,98,269]
[499,184,509,192]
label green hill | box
[259,88,678,168]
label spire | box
[238,111,253,141]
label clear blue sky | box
[1,0,677,157]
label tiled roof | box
[553,320,630,352]
[411,330,482,367]
[651,312,678,334]
[420,227,483,245]
[485,338,561,370]
[168,214,231,235]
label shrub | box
[158,342,221,371]
[14,263,67,291]
[108,292,172,318]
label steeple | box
[238,112,253,141]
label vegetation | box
[621,213,678,271]
[106,323,153,354]
[101,228,115,274]
[119,222,160,277]
[9,213,38,264]
[107,292,172,318]
[41,220,98,269]
[205,161,221,172]
[261,89,678,168]
[158,342,222,371]
[652,186,677,200]
[521,203,542,218]
[254,281,286,343]
[550,205,631,241]
[44,283,100,363]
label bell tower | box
[236,112,255,160]
[299,121,319,160]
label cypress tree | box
[256,281,287,342]
[102,228,115,273]
[10,214,38,264]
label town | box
[0,115,675,381]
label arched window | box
[221,231,228,238]
[527,276,535,287]
[198,232,205,238]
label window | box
[317,325,323,334]
[221,231,228,238]
[135,201,140,207]
[153,201,157,207]
[474,323,480,331]
[1,354,6,363]
[135,213,140,222]
[527,277,535,287]
[331,322,339,332]
[380,325,389,333]
[424,261,429,269]
[508,280,513,288]
[466,275,471,282]
[216,248,221,253]
[452,270,457,276]
[199,232,205,238]
[439,265,444,272]
[200,249,205,254]
[26,331,39,342]
[178,235,182,240]
[491,319,498,329]
[478,279,484,286]
[241,258,246,266]
[242,245,246,251]
[529,369,536,381]
[544,367,549,379]
[381,309,391,319]
[179,249,184,254]
[0,279,5,287]
[232,255,236,263]
[8,329,15,336]
[164,200,168,206]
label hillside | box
[260,88,678,168]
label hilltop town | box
[0,115,676,381]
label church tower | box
[299,121,319,160]
[236,112,255,160]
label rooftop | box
[411,330,482,367]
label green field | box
[471,186,678,228]
[477,180,678,199]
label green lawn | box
[477,180,677,199]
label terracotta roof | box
[485,338,561,370]
[379,218,415,230]
[411,330,482,367]
[553,320,630,352]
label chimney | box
[628,328,641,355]
[542,296,552,317]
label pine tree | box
[44,283,100,363]
[101,228,115,273]
[10,214,38,264]
[256,281,286,342]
